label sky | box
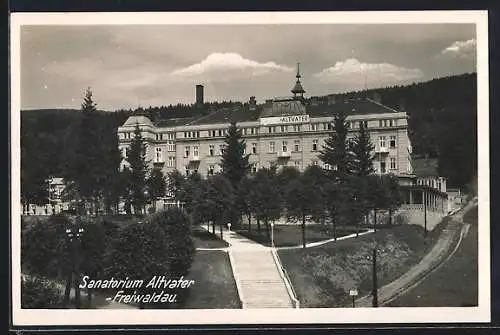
[20,23,477,111]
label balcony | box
[189,155,200,162]
[375,146,389,153]
[153,160,165,166]
[277,151,291,158]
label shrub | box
[149,208,195,277]
[21,214,69,279]
[21,276,64,308]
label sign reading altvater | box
[260,115,310,126]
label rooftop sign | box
[260,114,310,126]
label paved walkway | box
[354,198,476,307]
[205,227,295,308]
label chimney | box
[310,96,319,106]
[249,96,257,111]
[327,94,336,105]
[196,84,204,107]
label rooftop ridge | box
[184,108,227,126]
[365,97,400,113]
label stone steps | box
[231,249,294,309]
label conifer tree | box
[351,122,375,177]
[126,124,150,215]
[147,168,167,212]
[220,122,250,186]
[65,88,105,214]
[318,109,354,180]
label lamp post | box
[371,248,378,307]
[423,189,428,238]
[349,288,358,308]
[270,222,275,248]
[64,217,85,308]
[227,223,231,246]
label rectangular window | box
[193,146,199,157]
[168,156,175,167]
[379,136,386,148]
[363,121,368,128]
[390,157,397,170]
[389,119,394,127]
[252,143,257,154]
[384,120,389,127]
[252,163,258,173]
[219,144,225,155]
[379,120,383,128]
[168,141,175,152]
[251,128,255,135]
[311,124,317,131]
[390,135,396,148]
[218,130,222,137]
[208,165,215,176]
[282,141,288,152]
[185,146,190,158]
[269,141,275,153]
[185,167,190,176]
[155,147,162,162]
[294,140,300,152]
[327,123,333,130]
[209,145,214,156]
[380,161,387,174]
[312,139,318,151]
[243,143,247,155]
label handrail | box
[270,248,300,308]
[227,249,246,309]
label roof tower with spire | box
[291,62,306,99]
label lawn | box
[386,205,478,307]
[183,250,241,309]
[278,221,448,308]
[192,225,229,249]
[236,223,362,247]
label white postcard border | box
[10,10,490,326]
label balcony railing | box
[375,146,389,153]
[189,155,200,162]
[277,151,291,158]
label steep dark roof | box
[151,98,402,127]
[186,105,262,126]
[155,116,199,127]
[308,98,400,118]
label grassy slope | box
[236,223,360,247]
[387,206,478,307]
[192,225,229,249]
[278,222,447,308]
[183,250,241,309]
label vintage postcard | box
[10,10,490,327]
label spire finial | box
[296,62,301,78]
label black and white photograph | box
[10,11,490,326]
